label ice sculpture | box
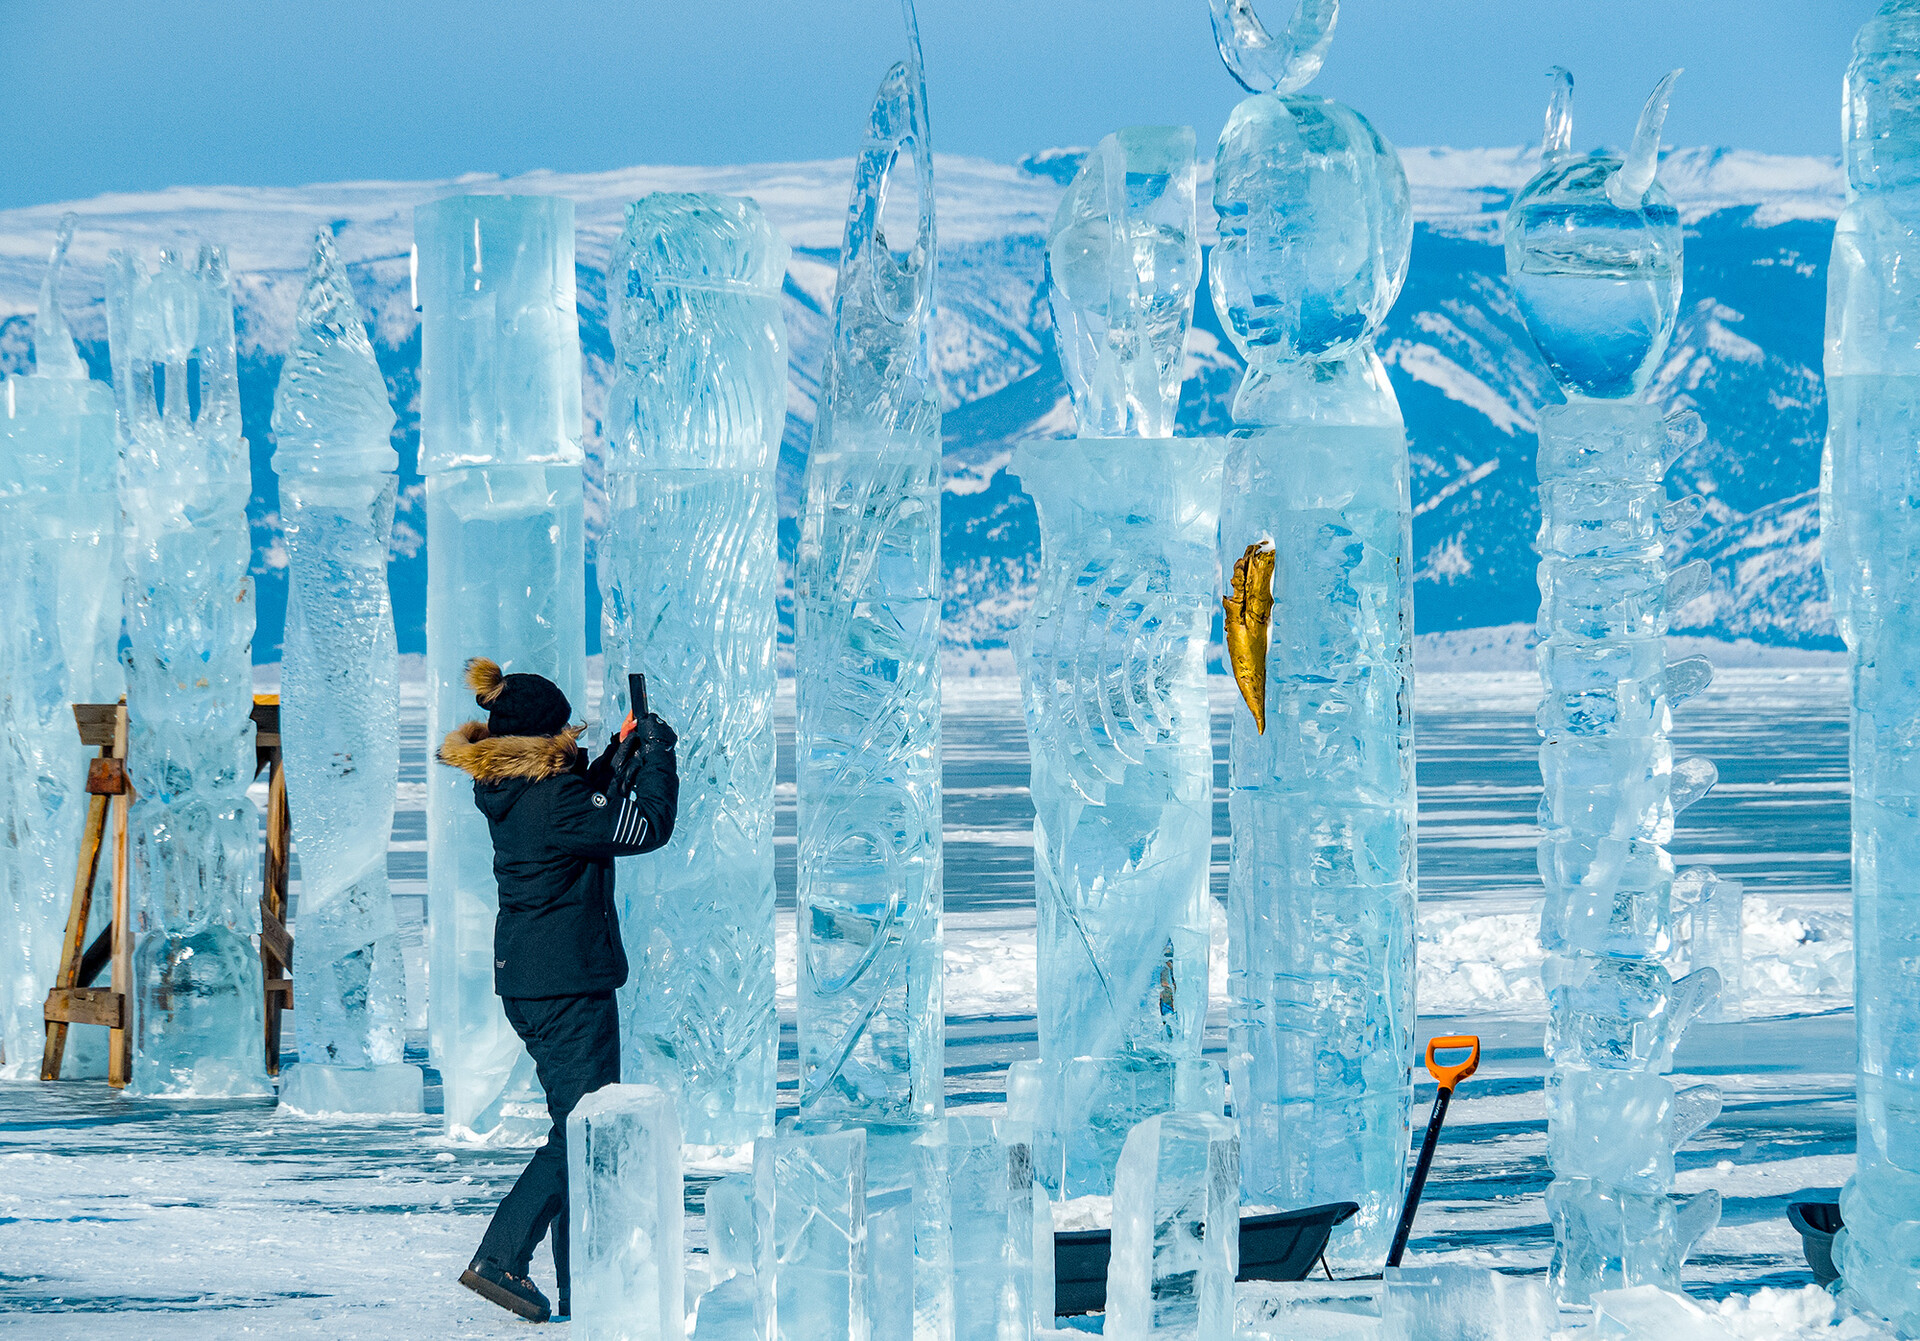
[0,217,122,1080]
[416,195,586,1139]
[567,1084,685,1340]
[600,193,786,1148]
[270,231,419,1115]
[105,242,267,1097]
[1822,4,1920,1330]
[1016,124,1217,1199]
[1506,69,1725,1301]
[767,1124,870,1340]
[1105,1111,1239,1340]
[794,0,943,1122]
[1207,0,1416,1266]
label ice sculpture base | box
[765,1123,869,1340]
[1105,1110,1239,1341]
[568,1083,684,1339]
[278,1062,424,1116]
[1382,1266,1556,1341]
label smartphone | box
[621,673,647,740]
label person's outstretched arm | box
[549,716,678,859]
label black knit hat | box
[464,658,572,737]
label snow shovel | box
[1385,1034,1482,1268]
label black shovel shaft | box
[1386,1083,1454,1268]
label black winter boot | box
[460,1258,551,1322]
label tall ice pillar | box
[0,216,123,1079]
[107,242,267,1097]
[271,231,421,1114]
[1206,0,1416,1265]
[1507,70,1724,1301]
[1016,126,1221,1198]
[794,0,943,1125]
[600,192,788,1149]
[417,194,586,1139]
[1822,4,1920,1331]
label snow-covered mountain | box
[0,146,1845,662]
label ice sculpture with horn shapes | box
[107,241,269,1097]
[1822,3,1920,1332]
[1207,0,1418,1268]
[0,216,123,1080]
[1013,124,1226,1198]
[1506,66,1727,1303]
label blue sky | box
[0,0,1876,211]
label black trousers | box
[475,991,620,1295]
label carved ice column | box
[271,232,420,1115]
[1507,70,1723,1302]
[600,193,787,1149]
[787,9,949,1337]
[417,194,586,1140]
[0,216,123,1079]
[1015,127,1221,1199]
[1822,4,1920,1331]
[1207,0,1416,1267]
[106,243,267,1097]
[794,1,943,1127]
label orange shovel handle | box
[1426,1035,1481,1090]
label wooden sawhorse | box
[40,696,295,1083]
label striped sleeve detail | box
[611,791,649,849]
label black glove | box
[626,711,677,755]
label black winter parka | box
[438,721,678,999]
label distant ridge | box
[0,147,1844,662]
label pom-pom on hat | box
[465,657,573,738]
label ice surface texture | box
[794,1,945,1123]
[1044,127,1199,437]
[568,1084,684,1340]
[600,193,787,1149]
[416,195,586,1140]
[1105,1111,1239,1340]
[1014,436,1222,1195]
[1507,72,1723,1303]
[1210,10,1417,1267]
[1822,4,1920,1331]
[270,231,415,1110]
[0,217,123,1080]
[105,241,267,1098]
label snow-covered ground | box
[0,666,1865,1336]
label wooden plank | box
[72,703,120,748]
[85,757,128,796]
[45,987,124,1029]
[262,754,291,1074]
[108,703,132,1089]
[39,786,110,1081]
[260,905,294,973]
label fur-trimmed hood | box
[437,720,584,783]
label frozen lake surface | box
[0,669,1859,1336]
